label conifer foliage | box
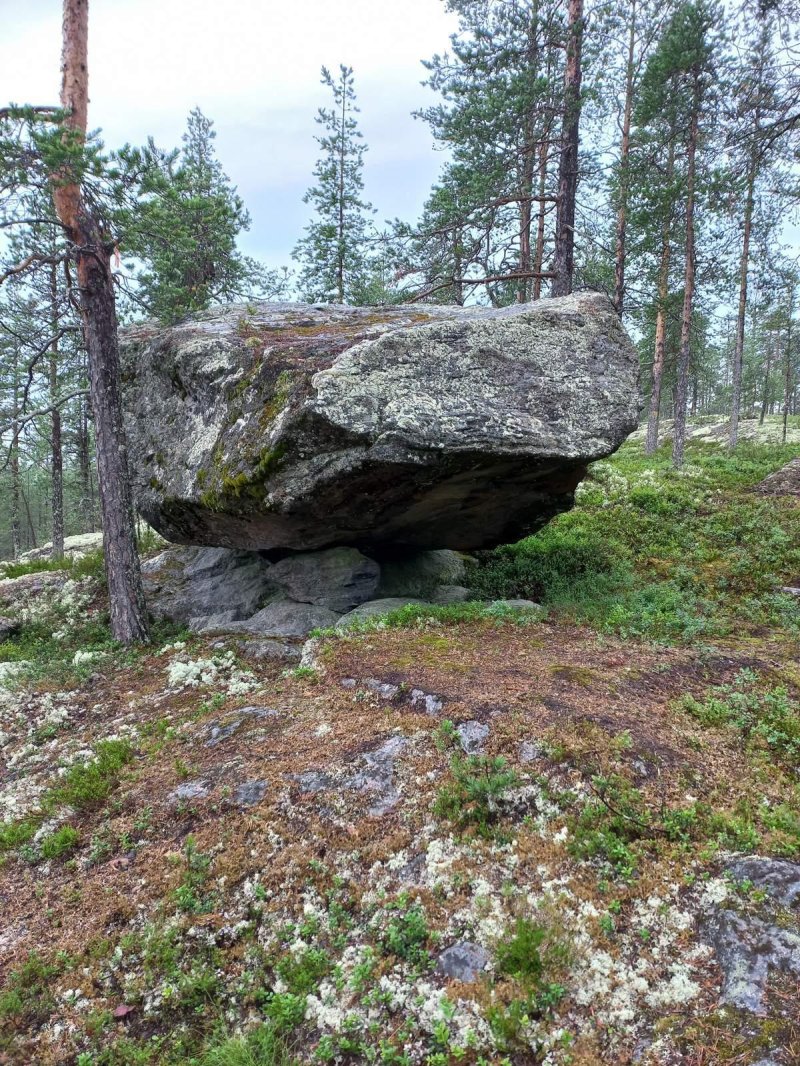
[122,108,280,324]
[293,66,375,304]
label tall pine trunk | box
[336,73,346,303]
[612,0,637,317]
[532,136,550,300]
[783,285,794,444]
[551,0,584,297]
[645,141,675,455]
[10,350,21,560]
[77,361,94,530]
[52,0,149,643]
[671,76,700,469]
[759,332,774,425]
[49,263,64,560]
[729,158,756,448]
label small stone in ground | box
[349,736,408,816]
[456,721,489,754]
[409,688,444,716]
[168,780,211,804]
[336,598,429,628]
[232,780,268,807]
[238,639,302,662]
[365,678,400,699]
[436,941,490,982]
[293,770,334,794]
[519,740,544,763]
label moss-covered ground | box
[0,422,797,1065]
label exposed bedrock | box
[121,293,640,553]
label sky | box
[0,0,459,270]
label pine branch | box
[408,270,557,303]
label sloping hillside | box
[0,432,798,1066]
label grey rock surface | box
[238,638,302,662]
[702,856,800,1015]
[224,599,340,638]
[726,856,800,909]
[489,599,543,612]
[121,295,640,553]
[142,546,276,625]
[270,547,380,611]
[0,615,19,642]
[436,942,490,982]
[0,569,70,608]
[17,531,104,562]
[456,721,489,755]
[365,678,401,699]
[409,689,445,716]
[376,550,466,598]
[519,740,545,763]
[168,780,211,804]
[336,597,429,628]
[233,779,268,807]
[292,736,408,817]
[349,736,408,816]
[431,585,471,605]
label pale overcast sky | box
[0,0,459,269]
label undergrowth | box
[467,438,800,643]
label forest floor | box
[0,417,798,1066]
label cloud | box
[0,0,458,266]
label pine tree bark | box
[51,0,149,642]
[551,0,584,297]
[671,77,700,469]
[49,263,64,560]
[10,351,21,560]
[612,0,637,317]
[337,71,347,304]
[783,284,794,444]
[645,141,675,455]
[729,159,756,448]
[760,332,774,425]
[77,383,93,530]
[532,136,550,300]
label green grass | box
[321,598,545,637]
[199,1025,297,1066]
[39,825,80,860]
[50,739,135,810]
[0,952,64,1034]
[467,438,800,643]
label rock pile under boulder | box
[142,543,479,638]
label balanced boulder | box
[121,293,639,553]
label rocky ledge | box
[121,294,640,553]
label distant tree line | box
[1,0,798,639]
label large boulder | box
[121,294,639,553]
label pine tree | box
[123,109,279,323]
[415,0,565,304]
[630,0,720,464]
[1,0,149,642]
[551,0,585,297]
[294,65,374,304]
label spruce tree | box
[294,65,374,304]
